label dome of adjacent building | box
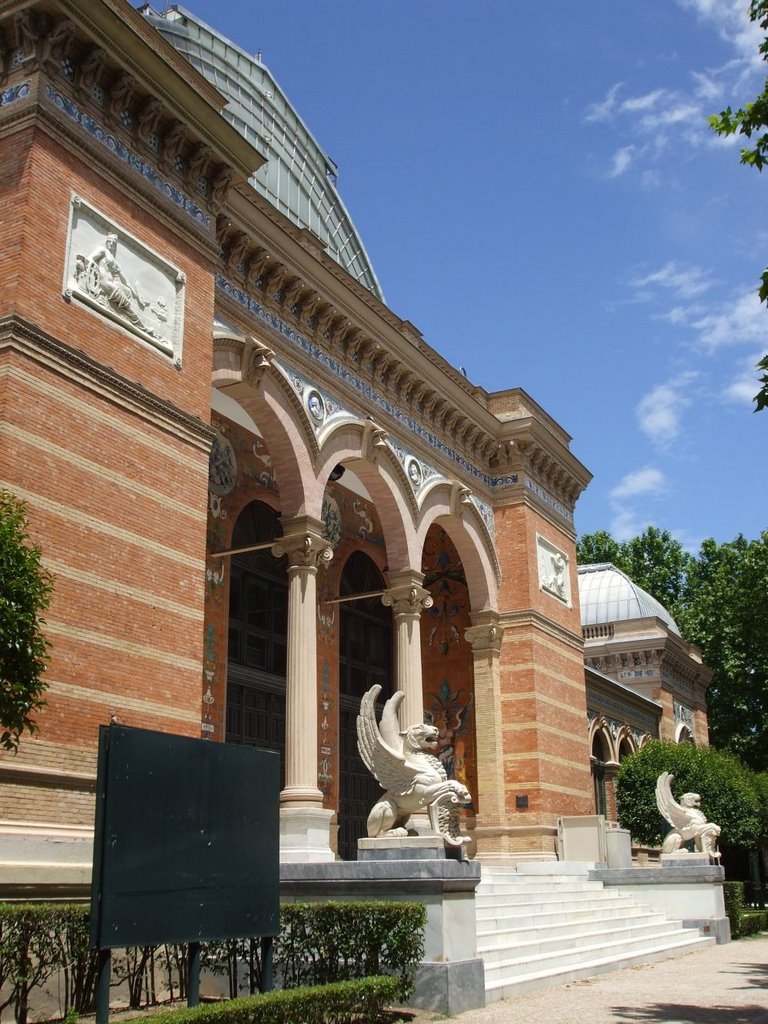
[143,5,384,301]
[577,563,681,636]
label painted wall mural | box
[421,526,477,811]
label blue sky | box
[178,1,766,548]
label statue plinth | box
[358,835,468,862]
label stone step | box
[477,902,655,932]
[478,907,670,946]
[476,890,638,916]
[479,916,684,961]
[484,933,714,1001]
[477,879,604,896]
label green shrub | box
[616,741,762,849]
[146,976,401,1024]
[723,883,768,938]
[278,902,425,998]
[0,901,425,1018]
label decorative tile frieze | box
[0,80,31,108]
[216,275,505,490]
[63,195,185,362]
[274,359,351,435]
[469,495,496,541]
[389,440,443,495]
[526,476,573,523]
[45,85,211,230]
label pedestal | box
[278,806,335,863]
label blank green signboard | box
[90,725,280,949]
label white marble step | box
[479,916,684,961]
[477,901,652,931]
[476,868,714,1001]
[484,932,713,1001]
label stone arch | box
[616,726,637,762]
[675,722,694,745]
[589,716,616,765]
[310,421,422,570]
[416,484,499,613]
[212,332,314,518]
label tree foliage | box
[0,491,52,751]
[576,526,691,620]
[615,741,762,849]
[680,533,768,772]
[708,0,768,411]
[578,528,768,772]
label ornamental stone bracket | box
[212,331,274,390]
[10,11,248,220]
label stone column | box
[464,613,509,859]
[272,516,334,862]
[382,569,433,729]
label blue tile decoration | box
[470,495,496,540]
[216,275,571,512]
[0,81,31,108]
[525,476,573,523]
[275,359,348,435]
[45,85,211,230]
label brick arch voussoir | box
[416,486,499,612]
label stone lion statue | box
[655,771,721,858]
[356,684,471,846]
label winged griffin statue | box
[356,684,471,847]
[655,771,721,858]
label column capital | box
[382,569,433,616]
[273,516,333,570]
[465,614,504,654]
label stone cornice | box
[0,4,262,220]
[14,0,265,180]
[498,608,584,652]
[0,315,216,451]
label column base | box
[279,805,335,863]
[473,823,558,860]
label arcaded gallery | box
[0,0,712,883]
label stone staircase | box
[477,863,714,1001]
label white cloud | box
[691,289,766,349]
[609,466,666,501]
[635,371,698,446]
[722,350,766,405]
[607,145,635,177]
[629,261,715,299]
[585,82,623,122]
[620,89,667,113]
[608,467,666,541]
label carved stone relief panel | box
[537,534,571,605]
[63,195,185,363]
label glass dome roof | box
[577,563,681,636]
[143,5,384,301]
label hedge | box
[0,901,425,1021]
[724,882,768,938]
[145,976,401,1024]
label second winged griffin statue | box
[655,771,721,858]
[356,684,471,847]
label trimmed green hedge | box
[146,976,401,1024]
[0,901,425,1021]
[724,881,768,938]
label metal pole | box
[95,949,111,1024]
[260,936,274,992]
[187,942,201,1007]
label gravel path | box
[410,937,768,1023]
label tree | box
[577,526,691,620]
[681,533,768,772]
[0,491,53,750]
[578,527,768,771]
[709,0,768,411]
[616,740,762,850]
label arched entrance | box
[226,500,288,783]
[591,730,611,818]
[337,551,392,860]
